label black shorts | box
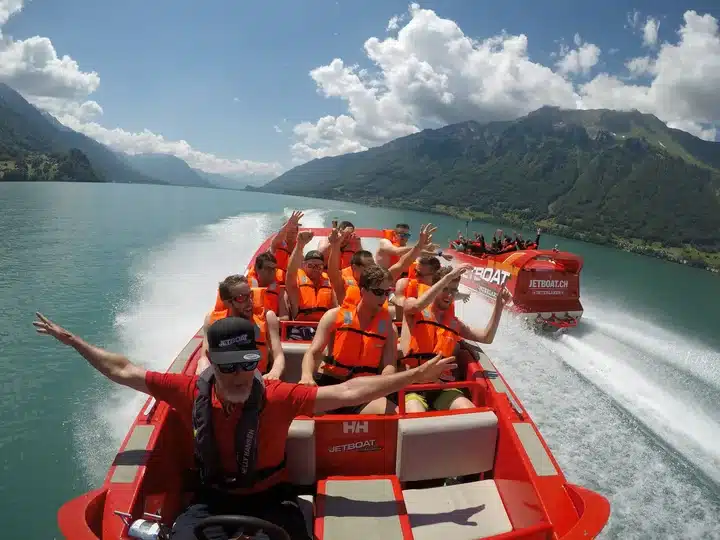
[171,483,310,540]
[286,325,316,341]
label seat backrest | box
[282,341,312,383]
[395,411,499,482]
[286,419,316,485]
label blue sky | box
[2,0,719,177]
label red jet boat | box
[447,243,584,333]
[58,228,608,540]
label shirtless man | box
[376,223,452,270]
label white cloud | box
[580,10,720,141]
[274,125,283,133]
[643,17,660,47]
[292,6,720,161]
[56,114,283,176]
[0,0,281,176]
[556,34,601,76]
[292,3,581,162]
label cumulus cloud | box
[556,34,601,76]
[0,0,281,176]
[292,5,720,161]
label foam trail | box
[75,209,333,483]
[455,287,720,538]
[586,318,720,389]
[557,334,720,484]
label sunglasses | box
[216,360,259,374]
[368,287,393,297]
[397,232,411,239]
[305,262,324,270]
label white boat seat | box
[402,480,513,540]
[320,478,404,540]
[396,411,499,482]
[286,419,315,485]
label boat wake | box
[73,209,330,486]
[75,208,719,539]
[457,292,720,539]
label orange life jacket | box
[403,280,456,318]
[402,307,461,369]
[339,245,356,268]
[247,267,286,286]
[205,311,269,373]
[321,305,391,379]
[296,269,334,321]
[272,240,292,272]
[212,284,283,317]
[407,261,419,280]
[382,229,402,268]
[251,283,284,316]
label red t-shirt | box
[145,371,318,493]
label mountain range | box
[260,106,720,271]
[0,83,252,190]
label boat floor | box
[297,476,512,540]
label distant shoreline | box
[259,190,720,275]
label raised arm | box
[457,287,511,343]
[270,210,303,252]
[285,231,314,318]
[403,263,473,315]
[326,228,347,303]
[313,354,456,414]
[388,224,436,281]
[263,311,286,381]
[33,313,149,394]
[299,307,339,385]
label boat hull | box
[448,245,584,332]
[57,228,608,540]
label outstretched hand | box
[33,312,74,345]
[415,354,457,383]
[496,285,512,305]
[417,223,437,249]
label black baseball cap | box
[206,317,261,366]
[304,250,324,262]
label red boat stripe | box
[169,336,203,374]
[110,425,155,483]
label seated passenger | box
[376,223,450,272]
[317,220,362,268]
[400,264,511,413]
[34,313,455,540]
[269,210,303,275]
[285,231,338,340]
[298,265,399,415]
[207,252,289,321]
[196,275,285,381]
[327,224,436,310]
[392,255,469,321]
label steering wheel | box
[193,515,291,540]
